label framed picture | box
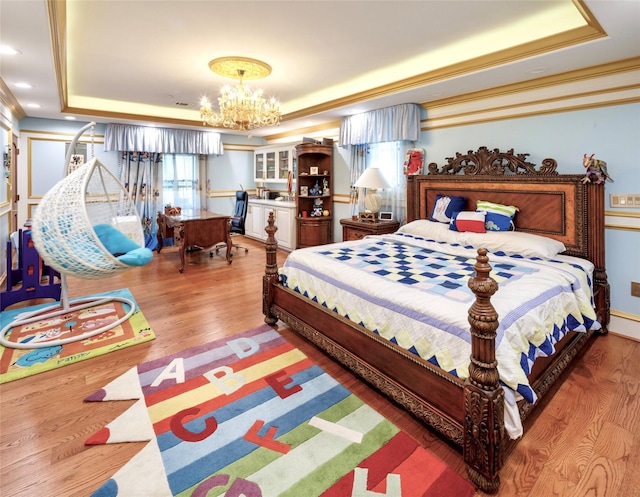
[310,166,319,175]
[300,185,308,196]
[379,211,393,221]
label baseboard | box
[609,313,640,342]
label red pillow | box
[449,211,486,233]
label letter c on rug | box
[171,406,218,442]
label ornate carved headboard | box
[406,147,609,328]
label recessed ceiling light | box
[529,68,547,75]
[27,103,41,108]
[1,45,21,55]
[15,82,33,89]
[65,116,76,120]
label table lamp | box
[353,167,390,220]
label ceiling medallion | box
[200,57,281,132]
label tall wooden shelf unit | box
[295,141,333,248]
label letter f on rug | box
[85,324,475,497]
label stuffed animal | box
[403,148,425,175]
[582,154,613,184]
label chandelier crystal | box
[200,57,281,132]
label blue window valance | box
[104,124,224,155]
[339,103,421,146]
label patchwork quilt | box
[279,232,599,409]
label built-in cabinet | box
[245,199,296,250]
[254,144,297,183]
[295,140,333,249]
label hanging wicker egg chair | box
[0,122,152,349]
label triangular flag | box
[85,367,142,402]
[86,399,154,445]
[90,438,172,497]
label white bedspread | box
[279,231,600,438]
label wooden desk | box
[157,210,232,272]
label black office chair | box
[214,190,249,256]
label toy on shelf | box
[311,198,324,217]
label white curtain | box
[118,152,162,249]
[105,124,224,156]
[385,142,409,225]
[341,104,421,223]
[349,144,368,217]
[162,154,201,213]
[368,141,410,224]
[339,103,421,147]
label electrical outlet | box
[632,281,640,298]
[611,194,640,208]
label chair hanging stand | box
[0,122,149,349]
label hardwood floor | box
[0,236,638,497]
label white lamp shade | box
[353,167,390,189]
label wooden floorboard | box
[0,236,637,497]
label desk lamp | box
[353,167,390,221]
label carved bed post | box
[263,211,279,325]
[464,248,504,493]
[586,182,610,332]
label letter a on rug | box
[85,324,475,497]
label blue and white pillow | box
[430,195,466,223]
[476,200,518,231]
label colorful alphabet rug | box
[85,324,475,497]
[0,288,155,384]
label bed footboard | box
[263,212,505,493]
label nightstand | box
[340,217,400,241]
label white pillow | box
[463,230,566,258]
[398,220,468,245]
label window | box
[366,141,404,188]
[163,154,200,211]
[366,141,408,223]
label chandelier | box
[200,57,281,132]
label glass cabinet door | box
[291,147,297,179]
[278,150,289,180]
[266,151,276,180]
[255,152,265,180]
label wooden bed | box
[262,147,610,493]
